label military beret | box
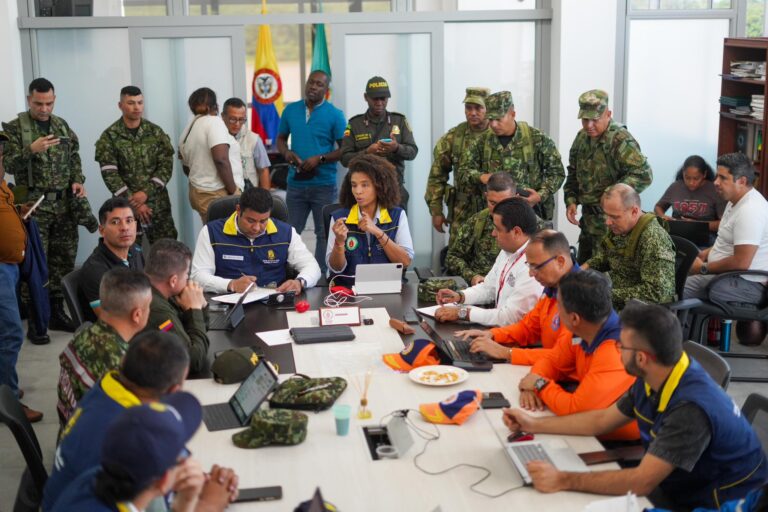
[365,76,391,98]
[463,87,490,107]
[211,347,260,384]
[232,409,308,449]
[577,89,609,120]
[485,91,514,120]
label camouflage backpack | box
[418,277,459,303]
[268,374,347,412]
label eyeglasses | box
[615,341,656,361]
[226,117,247,124]
[525,256,556,273]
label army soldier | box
[425,87,493,236]
[95,85,177,243]
[584,184,674,310]
[2,78,88,331]
[340,76,418,208]
[564,89,652,263]
[458,91,564,222]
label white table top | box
[185,307,651,511]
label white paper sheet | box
[416,304,457,318]
[212,287,273,304]
[256,328,293,347]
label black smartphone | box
[516,189,531,198]
[234,486,283,503]
[57,136,70,145]
[481,392,510,409]
[403,309,419,324]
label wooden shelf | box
[720,112,764,125]
[721,76,766,86]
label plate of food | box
[409,365,468,387]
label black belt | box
[33,189,68,201]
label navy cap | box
[100,392,202,489]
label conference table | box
[189,279,651,511]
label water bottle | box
[720,319,732,352]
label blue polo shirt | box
[278,99,346,188]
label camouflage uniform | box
[564,90,653,263]
[2,112,85,302]
[425,87,493,238]
[586,213,675,310]
[95,118,177,242]
[444,208,499,283]
[143,286,209,376]
[56,320,129,423]
[458,91,564,221]
[233,409,308,448]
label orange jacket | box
[490,291,570,358]
[532,312,639,440]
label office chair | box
[207,195,240,222]
[61,269,85,329]
[0,385,48,512]
[683,340,731,390]
[742,393,768,456]
[269,193,289,223]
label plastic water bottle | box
[720,319,733,352]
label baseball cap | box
[485,91,514,120]
[577,89,609,120]
[365,76,391,98]
[419,389,481,425]
[463,87,490,107]
[382,339,441,372]
[100,392,202,489]
[212,347,260,384]
[232,409,308,449]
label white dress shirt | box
[460,239,543,327]
[191,219,321,293]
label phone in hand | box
[234,486,283,503]
[507,431,535,443]
[57,136,70,146]
[379,138,392,143]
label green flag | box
[311,23,331,98]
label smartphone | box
[57,136,70,145]
[234,486,283,503]
[481,392,511,409]
[379,138,392,143]
[403,309,419,324]
[507,431,535,443]
[516,189,531,198]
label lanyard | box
[496,250,525,305]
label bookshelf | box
[719,38,768,196]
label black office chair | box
[270,193,289,223]
[742,393,768,456]
[670,235,700,301]
[207,195,240,222]
[0,385,48,512]
[322,203,342,243]
[683,340,731,390]
[270,163,289,190]
[61,269,85,329]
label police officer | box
[425,87,493,237]
[458,91,564,223]
[2,78,88,332]
[340,76,418,209]
[95,85,177,243]
[564,89,652,263]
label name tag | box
[222,254,244,261]
[355,133,372,142]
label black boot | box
[49,298,75,333]
[26,302,51,345]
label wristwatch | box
[700,263,709,275]
[297,277,307,290]
[534,377,549,392]
[319,155,327,164]
[458,306,469,321]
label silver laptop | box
[480,407,588,485]
[352,263,403,295]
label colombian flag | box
[311,21,331,100]
[251,0,284,149]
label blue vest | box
[207,213,292,287]
[330,205,402,287]
[631,353,767,509]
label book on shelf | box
[736,123,763,161]
[731,61,767,80]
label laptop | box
[202,359,278,431]
[668,219,710,247]
[208,281,256,331]
[417,314,495,372]
[352,263,403,295]
[480,407,588,485]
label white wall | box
[550,0,618,245]
[0,0,26,123]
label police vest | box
[207,213,292,287]
[330,205,402,287]
[631,353,767,509]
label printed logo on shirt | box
[222,254,244,261]
[551,314,560,331]
[267,249,276,260]
[346,236,359,252]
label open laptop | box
[208,281,256,331]
[202,359,278,431]
[417,313,496,372]
[668,219,710,247]
[480,407,588,485]
[352,263,403,295]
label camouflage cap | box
[69,195,99,233]
[577,89,609,120]
[418,278,459,303]
[365,76,391,98]
[211,347,260,384]
[463,87,490,107]
[232,409,308,449]
[485,91,514,120]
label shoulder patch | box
[159,319,174,332]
